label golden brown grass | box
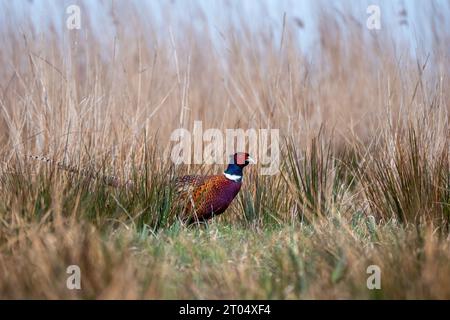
[0,1,449,299]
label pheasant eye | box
[236,153,246,165]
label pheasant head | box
[223,152,255,182]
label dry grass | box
[0,1,449,299]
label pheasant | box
[28,152,255,224]
[176,152,255,224]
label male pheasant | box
[176,152,254,224]
[29,152,254,224]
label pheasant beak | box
[247,156,256,164]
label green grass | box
[2,213,450,299]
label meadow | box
[0,1,449,299]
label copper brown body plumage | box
[176,152,254,224]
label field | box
[0,1,449,299]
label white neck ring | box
[224,172,242,182]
